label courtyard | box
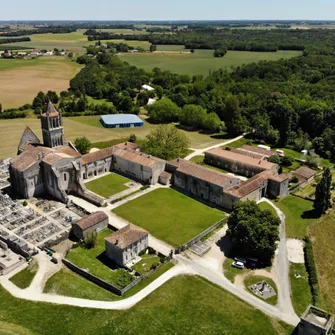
[84,173,131,198]
[113,188,224,246]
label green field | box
[9,262,38,289]
[0,275,293,335]
[275,196,317,238]
[289,263,313,316]
[113,188,224,246]
[258,201,278,217]
[118,50,302,76]
[85,173,130,198]
[66,229,134,289]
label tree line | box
[0,37,30,45]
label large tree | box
[314,168,332,216]
[74,137,91,155]
[227,201,280,261]
[148,98,180,123]
[141,124,190,160]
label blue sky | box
[2,0,335,21]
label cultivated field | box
[0,276,293,335]
[118,50,303,76]
[0,116,225,160]
[0,57,82,109]
[113,188,224,246]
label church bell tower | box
[40,101,65,148]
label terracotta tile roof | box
[224,170,275,198]
[55,146,81,158]
[82,147,114,165]
[293,167,317,180]
[73,211,108,230]
[240,145,276,157]
[113,148,165,168]
[231,148,265,160]
[114,142,140,151]
[268,174,290,182]
[169,158,238,188]
[105,224,148,249]
[206,148,277,170]
[159,171,172,179]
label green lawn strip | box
[0,321,37,335]
[224,137,247,148]
[223,258,250,283]
[244,275,278,306]
[85,173,130,198]
[289,263,313,316]
[132,254,161,274]
[275,195,317,238]
[0,275,291,335]
[190,155,231,173]
[66,229,134,289]
[9,262,38,289]
[258,201,278,217]
[113,188,224,247]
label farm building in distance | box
[100,114,144,129]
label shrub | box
[150,262,160,270]
[83,231,97,249]
[281,155,293,167]
[22,200,28,206]
[140,185,150,191]
[290,176,299,184]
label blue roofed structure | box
[100,114,144,129]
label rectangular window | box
[64,173,67,181]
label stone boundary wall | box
[181,217,228,250]
[62,256,171,296]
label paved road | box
[184,135,244,160]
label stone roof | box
[114,142,140,151]
[175,159,237,188]
[268,174,290,182]
[293,167,317,180]
[105,224,148,249]
[239,145,275,157]
[159,171,172,179]
[82,147,114,165]
[41,101,59,117]
[18,126,40,149]
[231,148,265,160]
[205,148,277,171]
[73,211,108,230]
[113,148,165,168]
[224,170,275,198]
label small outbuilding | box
[141,84,155,91]
[100,114,144,129]
[71,211,108,240]
[104,224,148,266]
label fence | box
[63,256,171,296]
[181,217,228,250]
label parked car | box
[232,261,245,269]
[234,256,247,264]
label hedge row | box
[304,236,321,305]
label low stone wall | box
[181,217,228,250]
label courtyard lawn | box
[113,188,225,246]
[9,262,38,289]
[118,50,302,76]
[132,254,161,275]
[0,275,293,335]
[309,209,335,313]
[289,263,313,316]
[66,228,134,289]
[190,155,230,173]
[275,195,317,239]
[85,173,130,198]
[258,201,278,217]
[244,275,278,306]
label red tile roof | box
[293,167,317,180]
[105,224,147,249]
[82,147,114,165]
[114,142,140,151]
[206,148,277,170]
[239,145,275,157]
[73,211,108,230]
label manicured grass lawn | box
[258,201,278,217]
[85,173,130,198]
[223,258,250,283]
[0,275,293,335]
[244,275,278,306]
[66,229,134,289]
[119,50,302,76]
[190,155,230,173]
[132,254,161,274]
[309,209,335,313]
[275,196,317,238]
[225,137,247,148]
[9,262,38,289]
[113,188,225,246]
[289,263,313,316]
[294,180,319,199]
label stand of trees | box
[314,168,332,216]
[0,37,31,45]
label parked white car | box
[232,261,245,269]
